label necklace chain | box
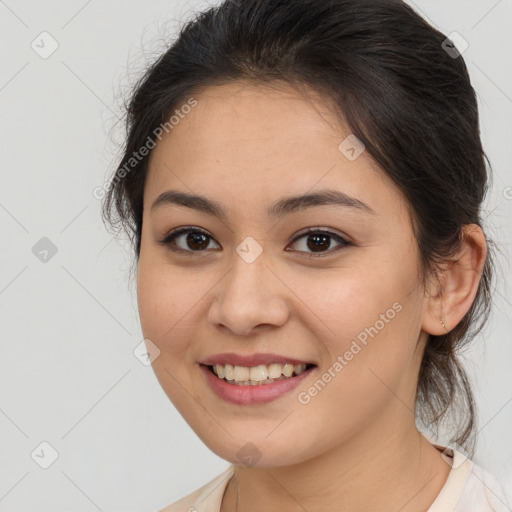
[234,470,240,512]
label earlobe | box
[421,224,488,336]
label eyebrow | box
[150,189,376,218]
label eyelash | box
[158,226,352,258]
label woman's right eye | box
[159,227,221,254]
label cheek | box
[287,264,400,350]
[293,261,420,397]
[137,255,182,348]
[136,254,214,359]
[136,257,204,412]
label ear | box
[421,224,488,336]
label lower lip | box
[200,364,316,405]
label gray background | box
[0,0,511,510]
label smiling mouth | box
[206,362,316,386]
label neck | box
[221,416,451,512]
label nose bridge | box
[225,238,270,301]
[210,239,289,333]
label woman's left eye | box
[159,226,351,256]
[287,228,351,257]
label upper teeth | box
[212,363,308,382]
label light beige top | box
[159,444,512,511]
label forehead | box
[175,80,344,148]
[144,81,408,223]
[148,80,353,172]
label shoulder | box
[455,459,512,512]
[158,465,235,512]
[428,445,512,512]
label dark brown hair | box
[102,0,497,456]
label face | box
[137,81,431,468]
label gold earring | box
[438,296,448,332]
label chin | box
[200,433,313,469]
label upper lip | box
[200,353,316,367]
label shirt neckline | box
[426,443,474,512]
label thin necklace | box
[234,470,240,512]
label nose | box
[207,250,290,336]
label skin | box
[136,81,488,512]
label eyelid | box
[289,226,352,245]
[158,226,220,255]
[286,227,352,257]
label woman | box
[102,0,511,510]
